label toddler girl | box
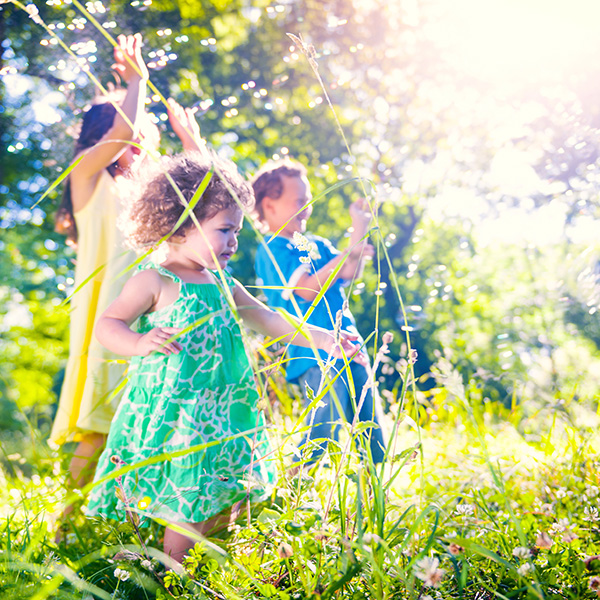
[86,152,363,562]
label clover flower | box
[549,517,570,533]
[114,567,130,581]
[448,543,464,556]
[562,529,578,543]
[589,576,600,591]
[517,563,532,576]
[277,542,293,559]
[414,556,445,588]
[555,488,567,499]
[455,503,474,516]
[586,486,599,499]
[535,531,553,549]
[512,546,531,560]
[583,506,599,522]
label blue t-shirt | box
[254,233,359,382]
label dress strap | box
[213,269,235,290]
[137,261,182,283]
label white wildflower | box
[293,231,309,251]
[292,231,319,259]
[549,517,570,533]
[140,559,153,570]
[512,546,531,559]
[455,504,474,516]
[583,506,599,522]
[517,563,533,576]
[414,556,445,588]
[113,567,130,581]
[562,529,578,543]
[586,486,599,499]
[535,531,553,549]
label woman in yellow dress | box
[52,33,156,490]
[53,31,206,501]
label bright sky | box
[426,0,600,90]
[409,0,600,245]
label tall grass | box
[2,380,600,598]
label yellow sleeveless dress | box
[50,170,135,445]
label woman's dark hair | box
[121,151,255,248]
[55,101,119,246]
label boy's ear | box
[262,195,276,214]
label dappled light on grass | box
[2,388,600,598]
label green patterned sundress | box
[86,264,276,523]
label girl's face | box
[183,206,243,270]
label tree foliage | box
[2,0,600,439]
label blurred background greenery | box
[2,0,600,458]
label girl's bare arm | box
[233,280,364,362]
[95,270,182,356]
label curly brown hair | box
[251,159,307,221]
[122,151,254,248]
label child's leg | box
[68,432,107,488]
[164,502,242,563]
[347,362,386,463]
[297,366,342,464]
[56,432,107,541]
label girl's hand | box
[113,33,149,83]
[328,331,369,367]
[134,327,183,356]
[167,98,206,152]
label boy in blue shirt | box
[252,160,386,464]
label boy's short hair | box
[122,151,254,248]
[251,160,307,220]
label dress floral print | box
[87,264,276,523]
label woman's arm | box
[70,34,149,198]
[233,280,364,362]
[95,270,182,356]
[167,98,209,154]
